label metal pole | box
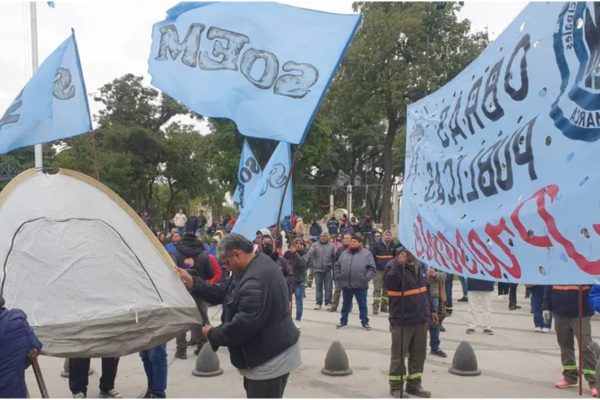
[347,184,352,217]
[578,286,583,396]
[30,355,49,398]
[329,192,334,215]
[276,146,300,235]
[400,261,406,398]
[30,2,43,170]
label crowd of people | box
[2,211,600,398]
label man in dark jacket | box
[329,233,352,312]
[179,234,301,398]
[370,230,396,314]
[284,238,309,328]
[186,211,199,235]
[334,233,376,330]
[173,232,215,359]
[384,246,437,398]
[309,220,322,238]
[260,235,292,295]
[543,285,597,395]
[0,294,42,398]
[326,215,340,235]
[466,278,494,335]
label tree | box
[321,2,488,228]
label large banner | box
[148,2,361,144]
[0,31,91,153]
[401,2,600,284]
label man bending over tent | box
[179,234,301,398]
[0,293,43,398]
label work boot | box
[175,349,187,360]
[405,386,431,398]
[99,389,122,398]
[390,388,409,398]
[329,306,338,312]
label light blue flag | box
[232,142,293,240]
[148,2,361,144]
[232,140,262,208]
[0,30,91,154]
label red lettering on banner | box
[484,218,521,278]
[411,184,600,279]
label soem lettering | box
[155,23,319,99]
[237,156,260,208]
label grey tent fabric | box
[0,169,201,357]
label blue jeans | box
[530,286,552,329]
[459,276,468,297]
[340,288,369,326]
[140,344,167,398]
[429,298,441,351]
[314,270,333,305]
[294,282,304,321]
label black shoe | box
[328,307,338,312]
[175,350,187,360]
[381,306,389,313]
[457,297,468,302]
[336,323,347,329]
[439,325,446,332]
[508,305,522,310]
[430,349,447,358]
[362,324,372,331]
[406,386,431,398]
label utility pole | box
[346,184,353,217]
[30,2,43,170]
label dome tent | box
[0,168,201,358]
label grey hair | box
[217,233,254,259]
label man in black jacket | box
[179,233,301,398]
[284,238,309,328]
[173,232,215,359]
[384,246,437,398]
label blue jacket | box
[590,285,600,312]
[0,307,42,398]
[384,261,434,326]
[543,285,594,318]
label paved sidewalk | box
[25,285,600,398]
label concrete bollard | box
[321,341,352,376]
[449,341,481,376]
[192,343,223,377]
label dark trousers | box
[243,373,289,398]
[555,315,596,384]
[530,286,551,329]
[508,283,518,308]
[340,288,369,326]
[389,323,427,390]
[445,274,453,311]
[498,282,509,295]
[69,358,119,395]
[176,297,208,350]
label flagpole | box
[29,2,43,170]
[276,145,300,236]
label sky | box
[0,1,528,124]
